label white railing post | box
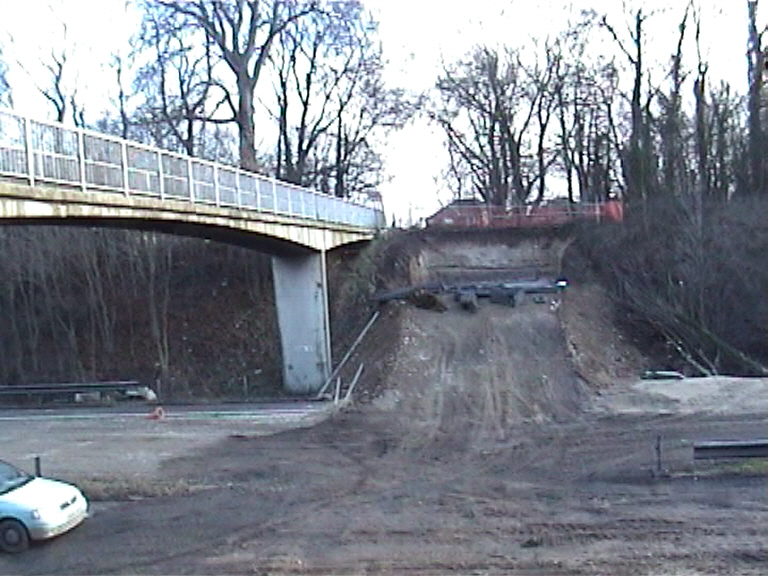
[255,175,261,211]
[121,141,129,196]
[272,179,277,213]
[236,171,242,209]
[214,164,220,206]
[77,130,86,191]
[187,157,195,202]
[24,116,35,186]
[287,186,293,216]
[158,151,165,200]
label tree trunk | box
[747,0,765,195]
[238,75,258,172]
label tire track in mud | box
[391,302,585,459]
[92,437,378,574]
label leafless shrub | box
[575,196,768,376]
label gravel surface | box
[594,376,768,416]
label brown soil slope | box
[346,232,631,433]
[384,301,584,452]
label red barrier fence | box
[426,200,624,229]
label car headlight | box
[31,509,41,520]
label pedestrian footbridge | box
[0,109,386,394]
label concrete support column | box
[272,251,332,394]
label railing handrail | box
[0,108,386,230]
[432,201,617,212]
[0,380,141,395]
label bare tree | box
[709,83,745,199]
[601,8,657,202]
[92,55,140,143]
[112,53,131,140]
[659,3,691,196]
[432,47,534,206]
[432,40,573,206]
[553,40,623,205]
[692,8,710,200]
[133,4,217,155]
[270,2,413,198]
[154,0,318,171]
[747,0,766,195]
[329,66,414,200]
[525,40,561,204]
[0,45,12,108]
[39,38,70,123]
[138,233,173,396]
[272,7,358,186]
[8,13,86,126]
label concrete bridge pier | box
[271,251,332,394]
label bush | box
[574,196,768,376]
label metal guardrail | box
[693,440,768,460]
[0,381,142,396]
[0,109,386,230]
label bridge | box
[0,109,386,394]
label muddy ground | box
[3,235,768,575]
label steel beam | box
[693,440,768,460]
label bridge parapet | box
[0,109,385,231]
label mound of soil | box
[558,279,648,390]
[336,232,594,454]
[381,301,586,449]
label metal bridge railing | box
[0,109,386,230]
[425,200,624,228]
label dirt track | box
[3,235,768,575]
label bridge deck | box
[0,109,384,250]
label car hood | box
[1,477,81,510]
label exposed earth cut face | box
[376,237,587,446]
[5,231,768,576]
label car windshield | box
[0,461,32,495]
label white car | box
[0,460,88,553]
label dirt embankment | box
[392,249,579,437]
[349,228,763,416]
[336,228,768,439]
[339,231,602,440]
[571,197,768,377]
[558,242,649,390]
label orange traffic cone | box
[147,406,166,420]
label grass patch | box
[688,458,768,478]
[710,459,768,475]
[76,476,212,501]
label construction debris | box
[641,370,685,380]
[458,289,478,312]
[373,277,567,308]
[408,289,448,312]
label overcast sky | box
[366,0,760,221]
[1,0,764,221]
